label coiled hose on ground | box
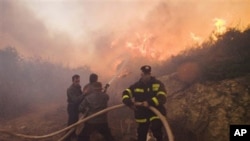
[0,104,174,141]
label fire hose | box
[0,104,174,141]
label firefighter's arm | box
[122,88,133,106]
[122,88,136,110]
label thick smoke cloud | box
[0,0,79,66]
[1,0,250,80]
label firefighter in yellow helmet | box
[122,65,167,141]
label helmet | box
[140,65,151,74]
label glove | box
[141,101,149,107]
[135,101,149,107]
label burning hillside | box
[1,0,250,140]
[2,0,250,78]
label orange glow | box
[1,0,250,80]
[177,62,201,83]
[190,32,203,45]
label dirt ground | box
[0,102,137,141]
[0,102,68,141]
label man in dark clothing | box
[66,74,84,141]
[122,65,167,141]
[77,82,115,141]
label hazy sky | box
[1,0,250,77]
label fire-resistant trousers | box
[137,119,163,141]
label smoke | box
[0,0,78,66]
[1,0,250,81]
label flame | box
[214,18,227,34]
[111,17,231,65]
[125,32,162,60]
[209,18,227,41]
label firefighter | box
[122,65,167,141]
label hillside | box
[159,27,250,141]
[160,73,250,141]
[157,27,250,82]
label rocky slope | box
[160,73,250,141]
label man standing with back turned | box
[122,65,167,141]
[78,82,115,141]
[82,73,98,95]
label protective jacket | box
[122,76,167,123]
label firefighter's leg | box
[150,119,163,141]
[137,122,150,141]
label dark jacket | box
[79,91,109,124]
[67,84,84,107]
[122,76,167,122]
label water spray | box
[103,56,129,93]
